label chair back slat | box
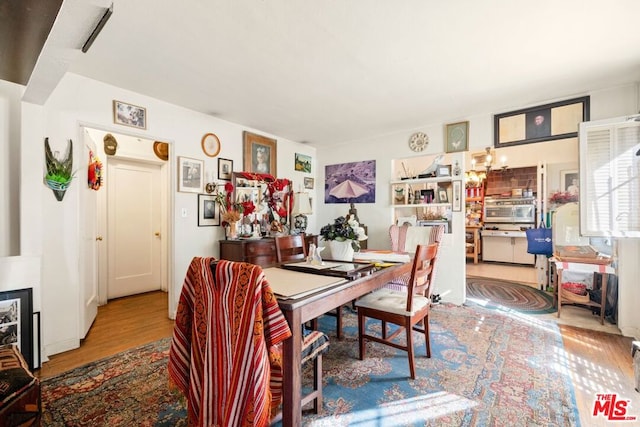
[275,234,307,263]
[406,243,438,312]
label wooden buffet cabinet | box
[219,235,318,268]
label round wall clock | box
[409,132,428,152]
[201,133,221,157]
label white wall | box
[0,80,24,257]
[19,73,316,357]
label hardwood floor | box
[37,291,174,378]
[36,285,638,425]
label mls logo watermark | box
[592,394,637,421]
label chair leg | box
[336,305,343,340]
[424,314,431,358]
[358,312,366,360]
[312,354,323,414]
[406,318,416,379]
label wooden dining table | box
[274,261,412,426]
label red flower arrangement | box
[213,182,255,225]
[549,191,578,205]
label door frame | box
[79,123,174,315]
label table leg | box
[282,309,302,427]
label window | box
[579,117,640,237]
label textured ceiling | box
[15,1,640,147]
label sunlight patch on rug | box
[307,391,477,426]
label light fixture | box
[474,147,507,174]
[82,4,113,53]
[292,191,312,233]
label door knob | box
[155,232,161,237]
[96,236,103,241]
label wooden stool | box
[0,345,41,427]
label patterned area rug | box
[41,303,579,426]
[466,276,556,314]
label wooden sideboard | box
[219,235,318,268]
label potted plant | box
[319,215,367,261]
[44,138,74,201]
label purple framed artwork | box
[325,160,376,204]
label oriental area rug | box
[41,303,579,426]
[466,276,556,314]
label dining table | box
[267,258,412,426]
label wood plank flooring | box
[36,289,638,425]
[37,291,174,378]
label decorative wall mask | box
[103,133,118,155]
[44,138,74,201]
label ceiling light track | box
[82,3,113,53]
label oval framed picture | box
[201,133,221,157]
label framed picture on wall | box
[113,100,147,129]
[452,180,462,211]
[243,131,277,176]
[218,158,233,180]
[198,194,219,226]
[178,156,204,193]
[445,121,469,153]
[303,177,314,189]
[494,96,589,147]
[295,153,312,173]
[561,169,579,196]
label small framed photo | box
[243,131,277,176]
[303,177,314,189]
[0,288,34,370]
[295,153,312,173]
[178,156,204,193]
[445,121,469,153]
[198,194,219,226]
[561,169,579,196]
[436,165,451,177]
[113,100,147,129]
[452,180,462,212]
[218,158,233,180]
[437,188,449,203]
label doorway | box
[81,127,170,338]
[106,158,162,299]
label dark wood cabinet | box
[219,235,318,268]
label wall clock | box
[409,132,428,152]
[201,133,221,157]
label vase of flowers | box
[320,215,367,261]
[213,182,255,239]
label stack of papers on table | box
[353,250,410,263]
[263,267,347,299]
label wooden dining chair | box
[274,233,308,263]
[355,243,438,379]
[274,234,345,339]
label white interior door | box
[79,131,100,337]
[107,159,162,299]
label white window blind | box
[579,117,640,237]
